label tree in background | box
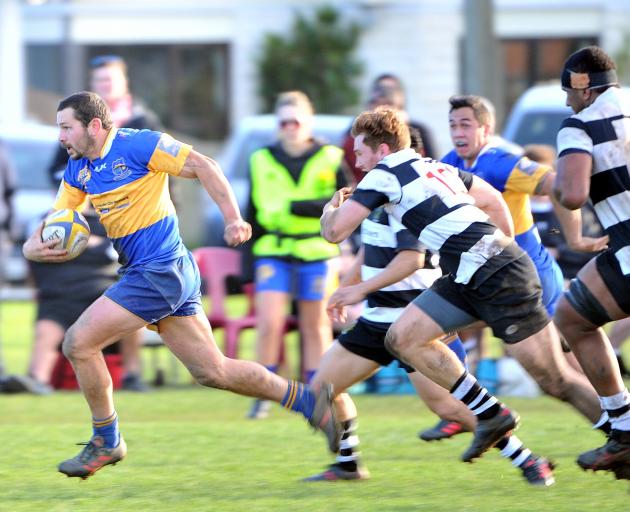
[257,6,363,114]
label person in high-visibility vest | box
[246,91,349,419]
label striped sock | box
[450,371,501,420]
[495,435,532,467]
[601,388,630,431]
[281,380,315,419]
[336,418,360,471]
[92,411,120,448]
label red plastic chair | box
[192,247,297,359]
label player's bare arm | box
[467,176,515,237]
[23,222,70,262]
[179,149,251,246]
[320,189,370,244]
[553,152,592,209]
[550,152,608,251]
[327,248,423,323]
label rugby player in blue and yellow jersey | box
[435,95,607,434]
[22,91,341,479]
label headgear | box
[561,68,618,90]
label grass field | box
[1,301,629,511]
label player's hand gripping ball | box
[41,209,91,260]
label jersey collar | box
[98,128,118,159]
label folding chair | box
[192,247,297,359]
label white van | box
[502,82,572,146]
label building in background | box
[2,0,628,154]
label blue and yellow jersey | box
[441,141,553,268]
[53,128,191,267]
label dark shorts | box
[338,318,466,372]
[596,249,630,313]
[105,251,203,324]
[37,293,103,330]
[413,254,550,344]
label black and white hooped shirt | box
[557,87,630,273]
[360,207,441,328]
[351,149,520,287]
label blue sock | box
[304,370,316,384]
[447,336,468,368]
[93,412,120,448]
[281,380,315,420]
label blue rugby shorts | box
[105,250,202,324]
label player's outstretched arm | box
[23,222,69,262]
[179,149,251,246]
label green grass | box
[1,301,629,511]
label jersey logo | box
[78,166,91,187]
[112,158,132,181]
[93,162,107,173]
[157,135,183,157]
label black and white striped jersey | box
[351,148,520,287]
[360,206,442,328]
[557,87,630,264]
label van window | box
[511,111,569,146]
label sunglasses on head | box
[89,55,125,68]
[279,119,300,129]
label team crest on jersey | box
[77,166,91,186]
[516,157,538,176]
[112,158,132,181]
[157,135,182,157]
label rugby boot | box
[418,419,469,441]
[461,406,519,462]
[520,455,556,487]
[303,462,370,481]
[577,429,630,472]
[246,399,272,419]
[307,383,342,453]
[58,435,127,479]
[611,462,630,480]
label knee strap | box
[566,278,612,326]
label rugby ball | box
[41,209,91,260]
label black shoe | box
[461,407,519,463]
[1,375,52,395]
[418,419,469,442]
[246,399,271,419]
[520,455,556,487]
[577,429,630,471]
[612,463,630,480]
[303,462,370,481]
[121,374,150,392]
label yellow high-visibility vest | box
[250,145,342,261]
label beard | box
[66,133,97,160]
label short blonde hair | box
[274,91,314,115]
[351,107,411,151]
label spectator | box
[342,73,438,185]
[245,91,346,418]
